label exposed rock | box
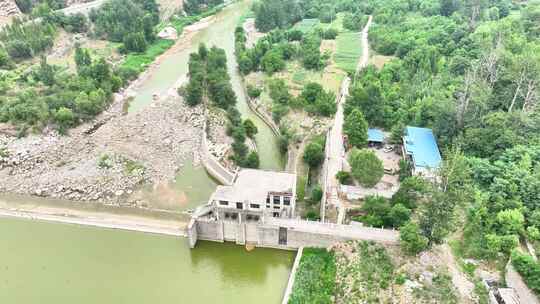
[158,26,178,40]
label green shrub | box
[246,84,262,98]
[336,171,353,185]
[311,184,323,203]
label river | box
[129,0,284,211]
[0,2,294,303]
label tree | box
[418,148,472,245]
[123,32,148,52]
[391,176,429,209]
[303,141,324,168]
[261,49,285,74]
[74,46,92,73]
[496,209,524,235]
[400,222,429,255]
[244,151,260,168]
[389,204,412,228]
[343,109,368,148]
[301,82,324,104]
[349,148,384,187]
[243,119,258,138]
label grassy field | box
[293,18,320,33]
[334,32,362,74]
[121,39,175,73]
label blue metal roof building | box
[403,126,442,175]
[368,128,385,143]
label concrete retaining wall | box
[200,119,235,186]
[244,94,280,137]
[281,247,304,304]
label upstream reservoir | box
[0,217,293,303]
[0,1,294,303]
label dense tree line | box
[181,44,259,168]
[89,0,159,53]
[0,46,121,133]
[0,18,57,60]
[15,0,66,13]
[183,0,223,15]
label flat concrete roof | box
[211,169,296,203]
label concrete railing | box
[281,247,304,304]
[265,217,399,244]
[245,96,281,137]
[200,118,235,186]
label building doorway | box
[278,227,287,246]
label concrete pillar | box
[187,218,198,248]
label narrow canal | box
[0,217,293,303]
[0,1,294,303]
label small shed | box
[368,128,385,147]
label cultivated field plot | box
[293,18,320,33]
[334,32,362,73]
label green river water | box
[130,0,283,210]
[0,217,293,303]
[0,2,294,303]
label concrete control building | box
[188,168,399,249]
[209,169,297,221]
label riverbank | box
[0,195,188,236]
[0,7,231,206]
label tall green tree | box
[343,109,368,148]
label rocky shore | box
[0,92,205,205]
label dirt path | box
[322,16,373,224]
[439,244,476,303]
[355,15,373,75]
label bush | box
[311,184,323,203]
[400,221,429,255]
[511,250,540,296]
[246,84,262,99]
[244,151,260,168]
[349,148,384,187]
[321,28,338,40]
[243,119,258,138]
[303,141,324,168]
[336,171,353,185]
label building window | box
[274,205,280,209]
[283,197,291,206]
[250,204,260,209]
[273,196,280,204]
[266,204,270,209]
[236,202,243,210]
[273,212,279,217]
[266,197,270,204]
[219,200,228,206]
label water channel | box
[129,0,284,210]
[0,2,294,303]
